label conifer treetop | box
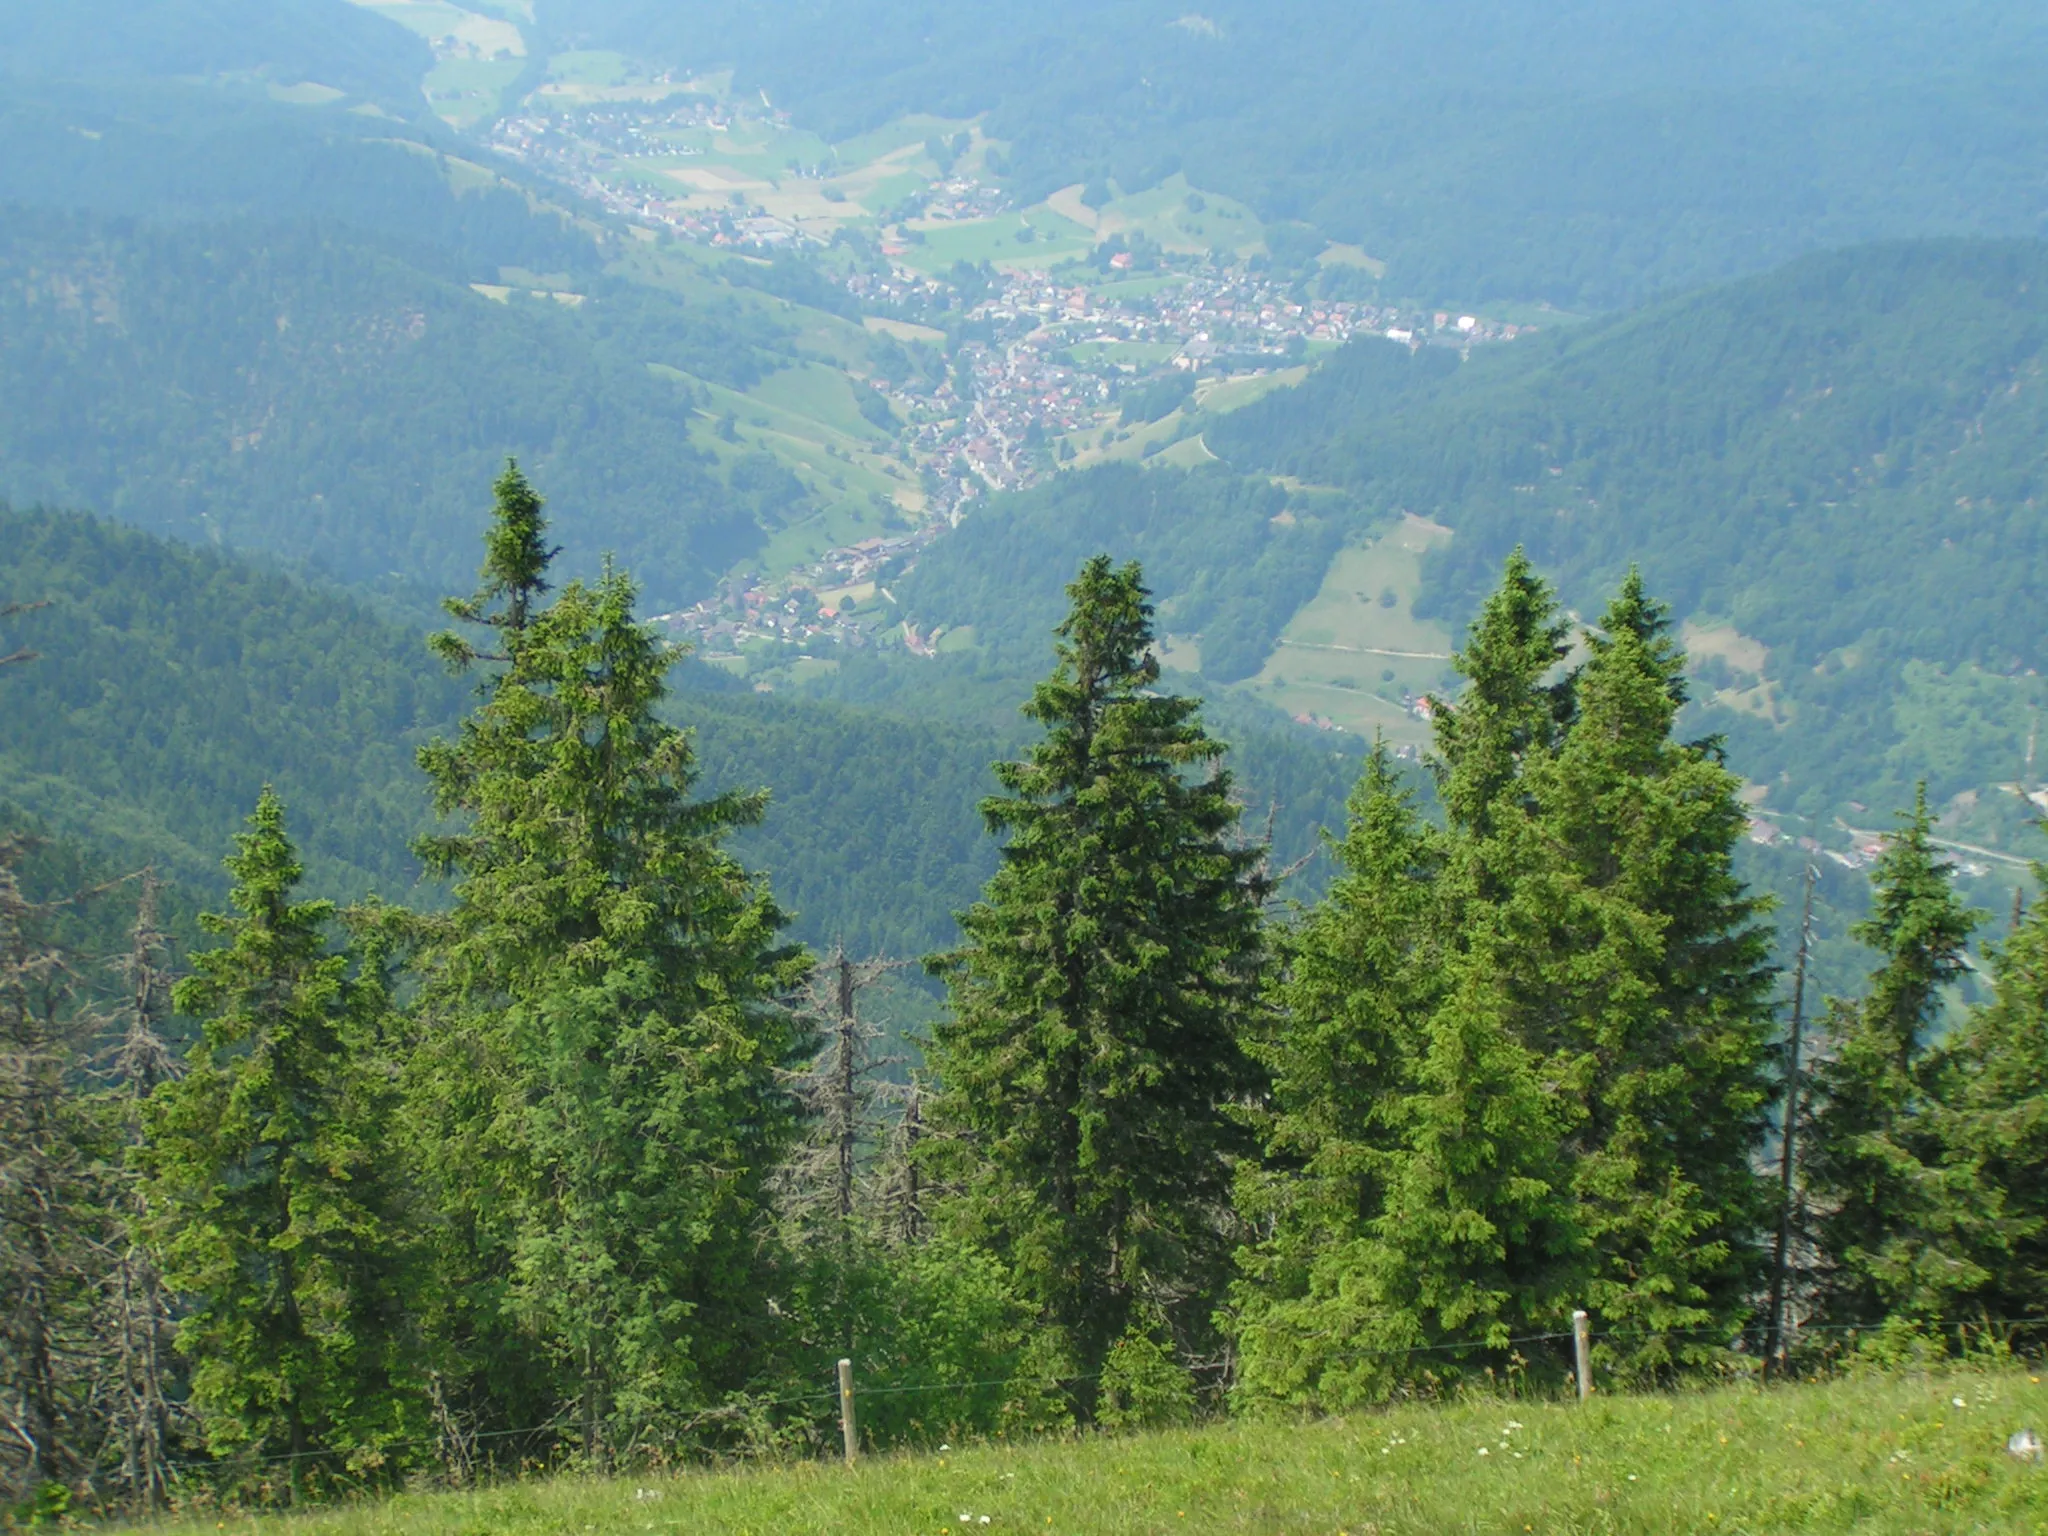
[432,459,558,670]
[1854,783,1984,1067]
[1432,547,1574,835]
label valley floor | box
[127,1366,2047,1535]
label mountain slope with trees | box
[0,504,1350,957]
[0,211,805,607]
[1199,239,2048,825]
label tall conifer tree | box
[408,466,804,1461]
[1805,786,1986,1322]
[1524,573,1777,1373]
[1934,880,2048,1320]
[927,556,1267,1399]
[141,792,421,1499]
[1232,746,1449,1406]
[1237,559,1777,1404]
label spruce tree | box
[926,556,1266,1401]
[408,470,805,1462]
[1429,546,1573,841]
[1935,882,2048,1320]
[1806,786,1986,1323]
[1232,745,1449,1406]
[1236,559,1779,1405]
[1525,572,1777,1374]
[140,791,422,1498]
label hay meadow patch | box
[1238,514,1456,743]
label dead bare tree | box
[0,600,49,669]
[775,946,914,1244]
[0,837,104,1501]
[98,871,181,1509]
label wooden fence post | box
[838,1357,859,1466]
[1572,1310,1592,1402]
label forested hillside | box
[544,0,2048,308]
[0,0,430,108]
[893,463,1351,682]
[1205,239,2048,823]
[0,506,1353,955]
[0,80,593,277]
[0,212,807,605]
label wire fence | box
[133,1312,2047,1482]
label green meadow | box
[122,1366,2048,1535]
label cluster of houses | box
[654,531,939,667]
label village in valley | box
[479,73,1538,673]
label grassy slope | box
[132,1367,2048,1534]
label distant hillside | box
[1205,239,2048,832]
[544,0,2048,309]
[0,80,592,277]
[0,0,431,108]
[0,209,813,607]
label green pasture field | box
[1195,367,1309,414]
[424,58,524,126]
[1085,172,1268,258]
[834,114,981,168]
[123,1365,2048,1535]
[544,49,631,88]
[1237,515,1458,744]
[895,210,1095,274]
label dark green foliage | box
[682,693,1003,960]
[895,462,1348,685]
[0,209,798,607]
[0,503,1135,958]
[1805,789,1989,1322]
[719,253,863,319]
[0,838,110,1496]
[140,791,424,1496]
[926,558,1267,1399]
[1524,573,1778,1373]
[1934,889,2048,1320]
[1232,747,1452,1407]
[1209,242,2048,822]
[0,506,461,899]
[406,488,807,1458]
[1235,558,1777,1407]
[1118,372,1193,427]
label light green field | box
[1066,365,1305,472]
[125,1366,2048,1535]
[352,0,524,56]
[1049,172,1269,259]
[749,361,895,444]
[1238,515,1457,743]
[1148,434,1220,468]
[539,50,635,90]
[1196,367,1309,414]
[895,209,1095,273]
[266,81,347,105]
[656,357,917,571]
[423,58,525,126]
